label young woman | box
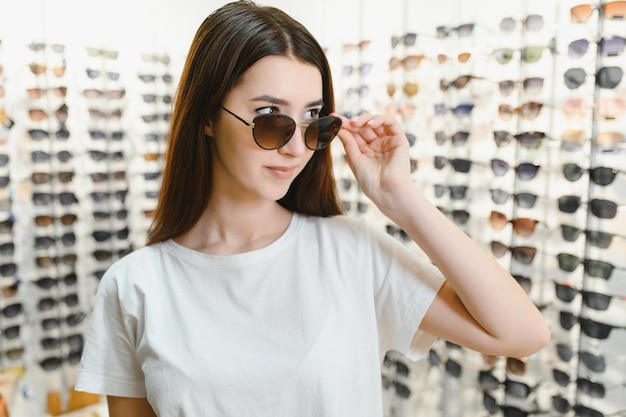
[75,2,550,416]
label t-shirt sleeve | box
[74,265,147,398]
[366,223,446,362]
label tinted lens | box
[515,131,545,148]
[589,167,618,186]
[512,274,531,293]
[564,67,586,89]
[558,195,582,213]
[580,318,613,339]
[253,114,295,149]
[582,290,611,310]
[556,343,573,362]
[562,163,584,181]
[493,130,513,147]
[490,189,509,204]
[596,66,623,89]
[557,253,581,271]
[515,193,538,208]
[561,224,582,241]
[451,131,469,146]
[450,158,472,173]
[580,351,606,372]
[585,259,614,279]
[590,198,617,218]
[304,116,342,150]
[516,163,540,180]
[586,230,613,248]
[521,46,544,63]
[491,159,509,176]
[570,4,593,23]
[569,38,590,58]
[499,80,515,96]
[511,246,537,263]
[599,35,625,56]
[604,0,626,19]
[512,218,538,236]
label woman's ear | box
[204,121,213,137]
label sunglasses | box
[498,101,544,121]
[41,312,87,331]
[434,156,473,173]
[570,1,626,23]
[86,46,118,59]
[436,52,471,64]
[434,131,470,146]
[85,68,120,80]
[31,150,73,163]
[558,196,621,219]
[41,333,84,351]
[552,395,626,417]
[490,159,541,180]
[564,66,624,89]
[36,254,77,268]
[31,171,74,185]
[551,371,625,399]
[83,88,126,99]
[385,224,410,242]
[39,346,83,371]
[560,311,626,339]
[32,192,78,206]
[27,128,70,141]
[382,352,410,377]
[494,45,549,64]
[499,14,544,33]
[554,282,625,311]
[556,253,624,279]
[489,241,538,264]
[390,33,417,48]
[436,23,475,38]
[92,227,129,242]
[433,184,468,200]
[35,232,76,249]
[26,86,67,99]
[37,293,79,312]
[221,107,341,151]
[555,342,626,373]
[34,213,77,227]
[569,35,626,59]
[562,163,622,186]
[31,273,78,289]
[498,77,544,96]
[478,370,540,399]
[560,224,622,249]
[427,349,464,378]
[1,302,23,318]
[0,217,14,233]
[482,391,540,417]
[439,75,484,91]
[481,354,528,375]
[489,210,539,237]
[380,375,411,399]
[1,325,20,340]
[437,207,471,225]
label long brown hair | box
[147,1,343,245]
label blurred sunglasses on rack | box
[562,163,622,186]
[552,395,626,417]
[31,273,77,289]
[437,207,471,225]
[85,68,120,80]
[555,342,626,373]
[554,282,625,311]
[342,63,373,77]
[493,45,549,64]
[26,86,67,99]
[388,54,426,71]
[489,210,539,237]
[564,66,623,89]
[498,77,544,96]
[28,104,68,123]
[37,294,79,311]
[436,23,474,38]
[0,302,23,318]
[27,128,70,140]
[570,1,626,23]
[86,47,118,59]
[557,196,622,219]
[29,63,66,77]
[551,371,626,398]
[83,88,126,99]
[436,52,471,64]
[490,159,540,180]
[433,184,468,200]
[41,312,86,331]
[36,254,77,268]
[41,333,84,351]
[142,94,172,104]
[559,311,626,340]
[434,156,474,173]
[556,253,624,279]
[490,189,539,208]
[477,370,540,399]
[34,213,77,227]
[35,232,75,249]
[560,224,623,249]
[498,101,545,121]
[489,241,538,264]
[439,75,484,91]
[390,33,417,48]
[434,131,470,146]
[499,14,544,33]
[39,346,84,371]
[568,36,625,59]
[30,150,72,163]
[481,354,528,375]
[28,42,65,53]
[32,192,77,206]
[482,391,542,417]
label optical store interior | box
[0,0,625,415]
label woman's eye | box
[304,108,321,119]
[256,106,280,115]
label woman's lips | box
[265,165,296,179]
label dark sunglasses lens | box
[490,189,509,204]
[580,318,612,339]
[596,66,623,89]
[585,260,614,279]
[305,116,342,150]
[564,67,586,89]
[555,283,577,302]
[556,343,573,362]
[562,163,584,181]
[580,351,606,373]
[590,167,617,186]
[515,193,538,208]
[590,199,617,218]
[451,158,471,173]
[561,224,582,241]
[558,196,581,213]
[517,163,540,180]
[511,246,536,264]
[552,394,572,413]
[557,253,580,271]
[559,311,577,330]
[253,114,295,149]
[583,291,611,310]
[586,230,613,248]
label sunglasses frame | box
[221,107,341,151]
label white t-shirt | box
[75,213,445,417]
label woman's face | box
[206,55,323,204]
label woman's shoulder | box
[100,242,170,285]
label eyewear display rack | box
[0,39,174,416]
[332,1,626,417]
